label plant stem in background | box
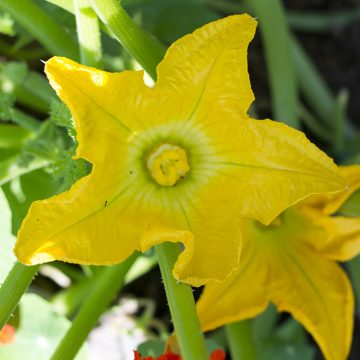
[0,262,39,329]
[0,0,78,60]
[287,8,360,32]
[156,243,209,360]
[243,0,299,128]
[225,321,257,360]
[50,254,137,360]
[290,38,334,127]
[74,0,102,68]
[333,89,349,156]
[90,0,166,79]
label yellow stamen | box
[147,144,190,186]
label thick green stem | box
[50,253,137,360]
[0,0,78,59]
[244,0,299,128]
[90,0,166,79]
[225,321,257,360]
[74,0,102,68]
[156,243,208,360]
[0,262,39,328]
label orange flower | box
[133,349,225,360]
[0,324,16,345]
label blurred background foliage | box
[0,0,360,359]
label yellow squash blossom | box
[197,165,360,360]
[14,15,345,286]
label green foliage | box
[137,339,166,357]
[0,124,32,148]
[0,92,15,120]
[338,190,360,217]
[49,99,76,138]
[0,294,87,360]
[0,188,16,284]
[0,12,15,36]
[0,1,359,359]
[125,0,219,43]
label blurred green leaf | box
[333,89,350,155]
[152,3,218,43]
[258,339,315,360]
[0,12,15,36]
[49,99,76,138]
[0,154,49,187]
[0,188,16,285]
[45,0,74,13]
[0,62,28,94]
[0,124,32,149]
[0,294,87,360]
[3,169,56,233]
[137,339,166,357]
[0,61,54,113]
[0,92,15,120]
[125,0,219,43]
[337,190,360,217]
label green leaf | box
[0,124,32,149]
[0,294,87,360]
[0,187,16,285]
[0,62,28,92]
[49,99,76,138]
[0,92,15,120]
[3,169,56,233]
[258,340,315,360]
[0,12,15,36]
[137,339,166,357]
[152,3,219,43]
[337,190,360,217]
[0,154,49,187]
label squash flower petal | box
[197,165,360,360]
[300,165,360,261]
[14,15,345,286]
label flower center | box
[146,144,190,186]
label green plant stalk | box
[287,8,360,32]
[244,0,299,128]
[225,321,256,360]
[52,255,156,316]
[50,253,137,360]
[74,0,103,68]
[333,89,349,155]
[204,0,360,33]
[156,243,208,360]
[253,303,278,342]
[299,105,332,142]
[0,0,78,59]
[291,38,334,127]
[0,262,39,328]
[90,0,166,79]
